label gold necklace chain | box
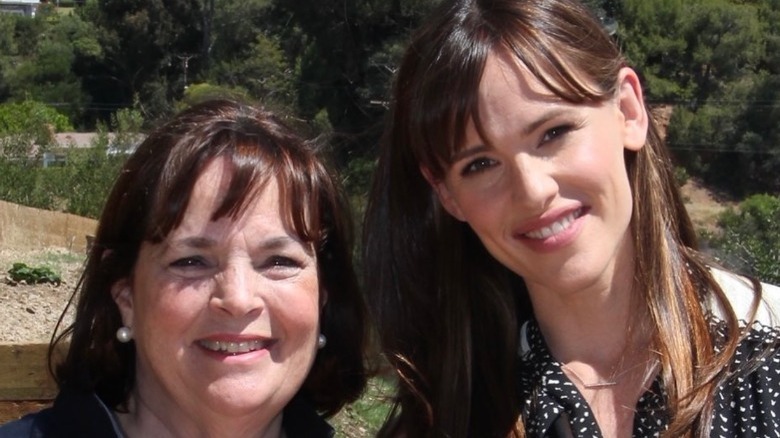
[560,363,619,389]
[560,358,657,390]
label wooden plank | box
[0,343,66,401]
[0,400,51,424]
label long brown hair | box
[51,99,368,417]
[363,0,758,436]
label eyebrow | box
[171,236,215,249]
[168,235,304,251]
[451,108,575,163]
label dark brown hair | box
[363,0,759,436]
[51,99,368,416]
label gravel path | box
[0,248,84,344]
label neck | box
[527,256,648,368]
[116,389,284,438]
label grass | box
[332,377,395,437]
[33,249,84,272]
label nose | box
[509,154,557,212]
[211,263,264,317]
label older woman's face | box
[112,157,320,426]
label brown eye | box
[461,157,498,176]
[540,125,573,145]
[170,256,208,268]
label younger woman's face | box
[429,51,648,298]
[112,157,320,430]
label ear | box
[616,67,648,152]
[111,277,134,328]
[319,288,328,310]
[420,166,466,222]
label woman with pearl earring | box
[0,99,368,438]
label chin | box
[201,378,287,410]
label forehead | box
[179,158,281,229]
[479,51,572,111]
[461,52,570,146]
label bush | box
[709,194,780,284]
[674,166,689,187]
[8,262,62,285]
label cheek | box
[133,277,207,336]
[271,278,321,338]
[453,188,507,232]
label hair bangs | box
[144,121,322,248]
[405,8,494,179]
[494,0,621,105]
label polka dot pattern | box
[517,316,780,437]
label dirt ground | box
[0,248,82,345]
[0,247,83,424]
[680,178,735,234]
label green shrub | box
[709,194,780,284]
[674,166,689,187]
[8,262,62,285]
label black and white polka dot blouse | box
[516,269,780,437]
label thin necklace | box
[561,363,618,389]
[560,357,656,390]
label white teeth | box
[525,209,581,240]
[198,339,267,355]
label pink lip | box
[195,333,276,361]
[512,206,588,253]
[512,206,586,235]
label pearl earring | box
[116,326,133,343]
[317,334,327,349]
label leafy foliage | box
[0,102,131,218]
[8,262,62,285]
[1,9,101,124]
[0,100,73,156]
[709,194,780,284]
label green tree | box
[268,0,438,170]
[78,0,204,123]
[0,100,73,157]
[619,0,689,100]
[0,10,100,126]
[620,0,763,104]
[208,33,298,111]
[176,82,250,110]
[683,0,764,103]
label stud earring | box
[317,334,327,349]
[116,326,133,343]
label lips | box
[197,339,273,355]
[523,207,585,240]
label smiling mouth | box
[197,339,271,355]
[524,208,585,240]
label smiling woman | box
[0,99,369,438]
[362,0,780,437]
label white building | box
[0,0,40,17]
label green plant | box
[674,166,689,188]
[8,262,62,285]
[709,194,780,284]
[332,376,394,437]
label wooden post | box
[0,343,63,401]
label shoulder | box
[282,394,335,438]
[0,408,55,438]
[0,389,121,438]
[709,267,780,327]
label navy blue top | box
[0,388,333,438]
